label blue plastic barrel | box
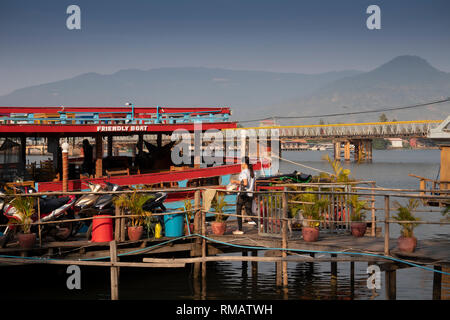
[163,213,184,237]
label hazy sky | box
[1,0,449,95]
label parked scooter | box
[77,182,123,239]
[0,185,76,247]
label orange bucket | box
[91,215,113,242]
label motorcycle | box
[76,182,123,239]
[0,185,76,248]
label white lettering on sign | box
[96,126,148,132]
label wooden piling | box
[350,261,355,299]
[109,240,119,300]
[385,269,396,300]
[384,195,390,256]
[251,250,258,277]
[242,251,248,272]
[433,265,442,300]
[201,201,207,299]
[281,189,288,287]
[276,261,282,287]
[193,190,201,280]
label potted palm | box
[11,196,36,249]
[114,191,154,241]
[292,188,329,242]
[348,195,369,237]
[211,192,227,235]
[393,199,421,253]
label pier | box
[0,185,448,300]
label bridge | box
[234,119,443,162]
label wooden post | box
[371,182,376,237]
[193,190,201,279]
[281,188,288,287]
[331,254,338,279]
[350,261,355,299]
[115,205,121,242]
[385,269,396,300]
[384,195,390,256]
[242,251,248,271]
[109,240,119,300]
[276,261,282,287]
[95,136,103,178]
[107,136,113,157]
[37,198,42,247]
[120,208,126,242]
[201,197,207,298]
[251,250,258,278]
[440,146,450,192]
[433,266,442,300]
[331,254,337,298]
[61,142,69,192]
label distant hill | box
[0,67,360,121]
[274,55,450,124]
[0,55,449,124]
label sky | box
[0,0,449,95]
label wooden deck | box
[1,220,448,268]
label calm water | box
[4,149,448,300]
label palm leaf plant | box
[114,191,154,227]
[392,199,421,238]
[348,195,369,222]
[212,192,227,222]
[11,196,35,234]
[292,188,329,228]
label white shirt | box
[238,168,255,197]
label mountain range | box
[0,55,449,124]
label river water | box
[3,149,448,300]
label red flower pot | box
[211,221,226,235]
[302,227,319,242]
[18,233,36,249]
[397,236,417,253]
[127,226,144,241]
[350,222,367,237]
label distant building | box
[260,119,277,127]
[387,138,403,148]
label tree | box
[379,113,388,122]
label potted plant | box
[114,191,154,241]
[292,188,329,242]
[11,196,36,249]
[211,192,227,235]
[392,199,421,253]
[348,195,369,237]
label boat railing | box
[0,107,231,125]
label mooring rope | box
[272,154,334,176]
